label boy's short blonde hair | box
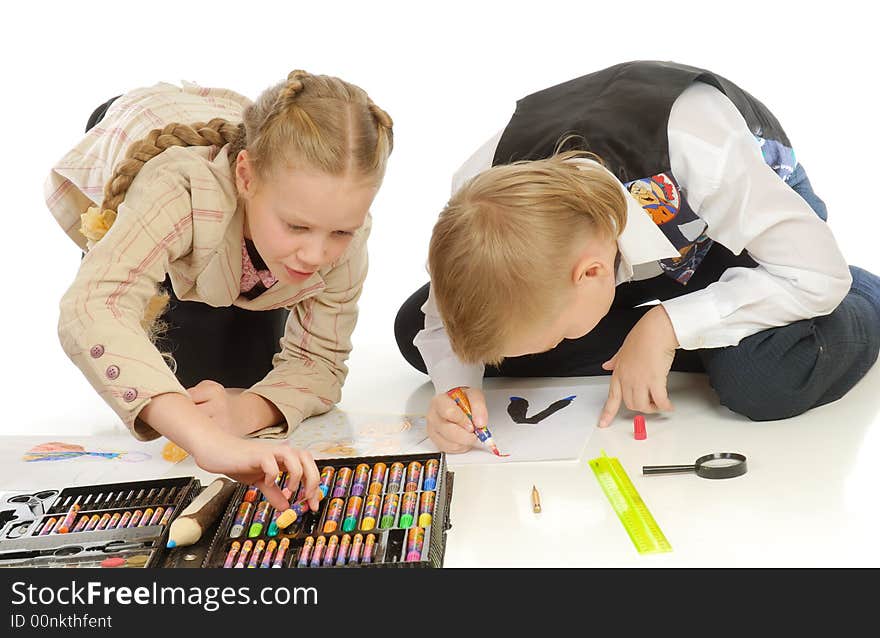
[428,151,627,365]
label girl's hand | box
[187,380,250,437]
[192,435,321,512]
[598,305,679,428]
[426,387,488,454]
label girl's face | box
[236,151,378,284]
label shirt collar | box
[568,158,680,282]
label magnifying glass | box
[642,452,747,479]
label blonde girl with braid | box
[46,72,393,509]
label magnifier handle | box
[642,464,697,475]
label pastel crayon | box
[260,539,278,568]
[96,513,112,530]
[323,535,339,566]
[318,466,336,496]
[297,536,315,567]
[387,462,405,493]
[229,501,254,539]
[72,515,90,533]
[405,526,425,562]
[405,461,422,492]
[106,512,122,529]
[351,463,371,497]
[137,508,154,527]
[336,534,352,566]
[117,511,132,528]
[223,541,241,568]
[234,540,254,568]
[361,494,381,531]
[367,463,387,496]
[380,494,400,529]
[85,514,102,531]
[166,477,235,548]
[349,533,364,564]
[322,498,345,533]
[248,501,272,538]
[272,537,290,568]
[57,503,81,534]
[342,496,363,533]
[243,485,261,503]
[363,533,376,564]
[423,459,440,491]
[332,467,353,498]
[418,491,436,528]
[159,507,175,526]
[247,539,266,568]
[399,492,418,528]
[309,536,326,568]
[148,507,164,527]
[39,518,57,535]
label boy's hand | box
[598,305,679,428]
[192,434,321,512]
[427,387,488,454]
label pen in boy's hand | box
[446,387,509,457]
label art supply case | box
[0,477,199,568]
[203,452,453,568]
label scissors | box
[642,452,747,480]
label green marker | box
[341,495,363,533]
[379,493,399,529]
[247,501,271,538]
[399,491,417,529]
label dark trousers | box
[394,167,880,421]
[85,97,288,389]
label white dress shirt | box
[415,82,852,394]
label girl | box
[47,71,393,508]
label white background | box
[2,1,878,435]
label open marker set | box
[202,452,453,568]
[0,477,199,568]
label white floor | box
[3,342,879,567]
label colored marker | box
[297,537,315,567]
[72,515,90,533]
[380,494,400,529]
[57,503,81,534]
[349,533,364,564]
[318,466,336,496]
[234,540,253,568]
[322,498,345,533]
[418,491,435,528]
[117,511,132,528]
[106,512,122,530]
[351,464,371,497]
[342,496,363,533]
[248,501,272,538]
[323,535,339,566]
[361,494,380,531]
[85,514,101,531]
[272,537,290,568]
[363,533,376,564]
[336,534,352,566]
[447,386,509,457]
[96,513,112,530]
[243,485,261,503]
[229,501,253,539]
[223,541,241,568]
[260,539,278,568]
[368,463,387,495]
[137,508,154,527]
[148,507,165,526]
[406,526,425,562]
[387,462,405,493]
[405,461,422,492]
[247,539,266,568]
[276,491,324,531]
[399,491,418,528]
[39,518,58,535]
[332,467,353,498]
[423,459,440,491]
[309,536,326,568]
[159,507,175,526]
[634,414,647,440]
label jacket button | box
[90,345,105,358]
[122,388,138,402]
[106,365,120,380]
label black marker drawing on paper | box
[507,395,576,424]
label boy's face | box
[502,239,618,358]
[236,151,377,284]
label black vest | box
[492,61,796,284]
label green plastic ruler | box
[589,450,672,555]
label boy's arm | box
[660,82,851,350]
